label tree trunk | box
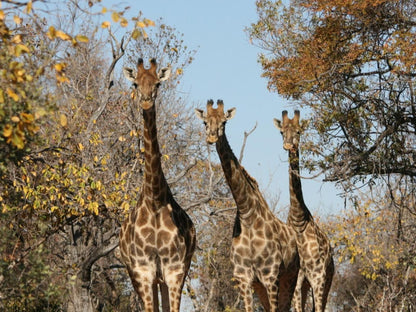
[66,277,95,312]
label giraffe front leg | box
[292,269,308,312]
[130,276,155,312]
[238,280,254,312]
[164,270,186,312]
[263,280,279,312]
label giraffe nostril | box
[207,136,217,144]
[283,143,293,150]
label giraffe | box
[274,110,334,312]
[119,58,196,312]
[195,100,299,312]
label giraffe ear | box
[158,66,171,82]
[273,118,283,131]
[123,67,136,82]
[194,108,205,120]
[225,107,236,120]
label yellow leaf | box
[3,124,12,138]
[142,29,148,39]
[78,143,84,151]
[136,21,146,28]
[20,113,34,123]
[13,15,22,24]
[101,7,107,14]
[47,26,56,39]
[0,89,4,103]
[131,28,141,40]
[75,35,89,43]
[60,114,68,127]
[0,10,4,21]
[56,30,71,41]
[143,18,155,27]
[51,206,58,212]
[101,21,110,29]
[25,1,32,14]
[34,108,47,119]
[111,11,120,22]
[15,44,30,56]
[120,18,128,27]
[11,131,24,149]
[12,35,22,44]
[56,74,69,84]
[6,88,19,101]
[118,136,126,142]
[54,63,66,72]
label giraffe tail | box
[160,283,170,312]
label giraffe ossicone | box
[119,58,195,312]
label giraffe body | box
[120,58,196,312]
[196,100,299,312]
[274,110,334,312]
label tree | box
[325,183,416,311]
[249,0,416,187]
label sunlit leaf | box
[75,35,89,43]
[120,18,128,27]
[143,18,155,27]
[3,124,12,138]
[15,44,30,56]
[54,63,66,72]
[101,21,110,28]
[25,1,32,14]
[136,21,146,28]
[47,26,56,39]
[6,88,19,101]
[131,28,141,40]
[60,114,68,127]
[11,131,24,149]
[13,15,22,25]
[56,30,71,41]
[111,11,120,23]
[20,113,34,123]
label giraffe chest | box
[120,204,186,263]
[232,218,281,261]
[295,223,331,267]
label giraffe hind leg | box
[253,281,270,312]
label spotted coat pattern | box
[196,100,300,312]
[119,59,196,312]
[275,110,334,312]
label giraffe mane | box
[240,165,259,189]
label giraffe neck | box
[141,103,170,204]
[288,148,311,232]
[216,133,267,223]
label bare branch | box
[239,122,257,163]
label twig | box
[239,122,257,163]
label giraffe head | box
[274,110,301,152]
[123,58,171,110]
[195,99,236,144]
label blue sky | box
[107,0,344,216]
